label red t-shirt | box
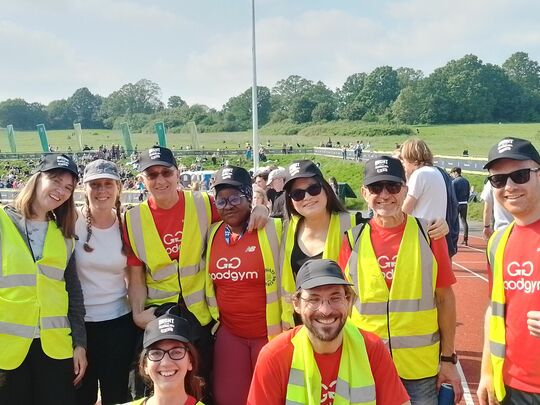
[487,218,540,393]
[247,327,409,405]
[125,191,220,266]
[208,223,267,338]
[338,219,455,289]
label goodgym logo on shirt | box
[163,231,182,254]
[504,261,540,294]
[212,257,258,281]
[378,255,397,280]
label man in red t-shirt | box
[248,258,410,405]
[339,156,463,404]
[478,137,540,404]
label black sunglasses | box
[366,182,403,195]
[487,168,540,189]
[289,183,323,201]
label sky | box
[0,0,539,110]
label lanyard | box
[224,222,248,246]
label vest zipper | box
[386,298,392,356]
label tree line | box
[1,51,539,133]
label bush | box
[295,121,414,137]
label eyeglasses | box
[142,168,176,180]
[487,168,540,189]
[300,295,349,311]
[146,346,189,362]
[366,182,403,195]
[215,194,247,209]
[289,183,323,201]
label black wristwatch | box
[441,353,458,364]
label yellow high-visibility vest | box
[486,223,515,402]
[344,216,440,379]
[0,208,74,370]
[205,218,287,340]
[125,191,212,325]
[286,320,376,405]
[281,211,356,327]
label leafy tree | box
[68,87,102,128]
[358,66,400,115]
[47,99,75,129]
[337,73,366,119]
[290,96,317,123]
[222,86,272,129]
[502,52,540,92]
[396,67,424,89]
[311,102,335,122]
[168,96,187,109]
[0,99,47,130]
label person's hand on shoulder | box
[427,218,448,240]
[247,204,270,232]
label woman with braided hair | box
[74,159,136,405]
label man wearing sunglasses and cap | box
[339,156,462,404]
[248,258,410,405]
[478,137,540,405]
[123,146,270,399]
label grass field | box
[2,122,540,156]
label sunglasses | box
[143,168,176,180]
[215,194,247,209]
[487,167,540,189]
[289,183,323,201]
[366,182,403,195]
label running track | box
[453,233,489,404]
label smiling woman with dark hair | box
[202,165,287,405]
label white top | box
[480,182,513,230]
[407,166,447,220]
[75,208,130,322]
[26,219,48,261]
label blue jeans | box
[401,376,438,405]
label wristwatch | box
[440,353,458,364]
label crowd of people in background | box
[0,136,539,405]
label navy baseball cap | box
[34,154,79,179]
[284,160,323,189]
[213,166,252,189]
[143,314,192,348]
[484,137,540,169]
[139,146,178,172]
[363,156,406,185]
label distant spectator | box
[450,167,470,246]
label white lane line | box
[460,245,486,254]
[453,261,488,282]
[457,360,475,405]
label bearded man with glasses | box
[478,137,540,405]
[338,156,463,404]
[248,259,410,405]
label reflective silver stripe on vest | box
[490,341,506,358]
[267,323,282,337]
[265,219,280,272]
[183,288,205,307]
[148,287,178,300]
[339,212,352,235]
[0,321,35,339]
[179,264,199,278]
[207,296,217,307]
[65,238,74,255]
[279,221,290,298]
[390,332,440,349]
[288,367,304,386]
[285,401,304,405]
[38,264,65,281]
[488,228,506,270]
[0,274,37,287]
[128,206,148,263]
[152,263,178,281]
[192,192,209,241]
[335,377,376,403]
[267,290,279,304]
[491,301,505,317]
[41,316,70,329]
[355,301,387,315]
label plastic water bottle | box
[438,383,455,405]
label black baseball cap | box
[143,314,192,349]
[34,154,79,179]
[138,146,178,172]
[295,259,353,291]
[363,156,405,185]
[213,166,252,189]
[484,137,540,169]
[284,160,323,189]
